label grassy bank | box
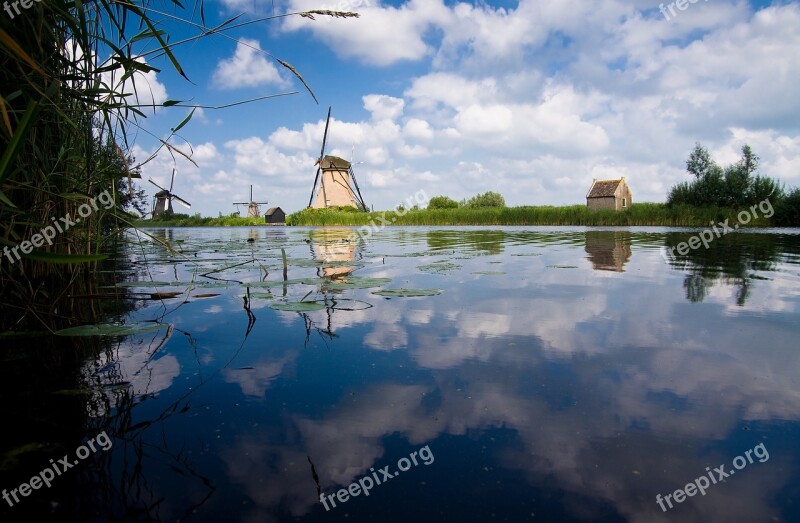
[132,214,269,227]
[286,203,776,227]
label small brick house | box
[586,177,632,211]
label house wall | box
[615,182,632,210]
[587,197,617,210]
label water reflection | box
[308,227,360,279]
[584,230,632,272]
[663,232,782,305]
[2,226,799,522]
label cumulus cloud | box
[212,38,291,89]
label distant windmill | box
[308,107,368,211]
[149,169,191,217]
[233,185,269,217]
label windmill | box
[233,185,269,217]
[149,169,191,217]
[308,107,368,211]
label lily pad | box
[324,277,392,290]
[417,262,461,274]
[372,289,443,298]
[54,322,171,337]
[270,301,327,312]
[149,292,184,300]
[246,278,326,288]
[111,281,179,288]
[247,293,274,300]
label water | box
[1,226,799,522]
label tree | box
[464,191,506,208]
[667,144,782,208]
[428,196,459,209]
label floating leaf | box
[330,299,373,311]
[372,289,443,297]
[246,278,326,288]
[55,322,171,337]
[270,301,327,312]
[324,277,392,289]
[112,281,178,288]
[418,262,461,274]
[150,292,183,300]
[248,293,274,300]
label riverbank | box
[287,203,777,227]
[130,203,783,228]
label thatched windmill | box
[308,107,367,211]
[149,169,191,217]
[233,185,269,217]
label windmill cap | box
[319,155,351,169]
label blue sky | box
[123,0,798,215]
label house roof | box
[265,207,284,216]
[587,179,624,198]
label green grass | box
[132,214,270,227]
[130,203,780,228]
[287,203,775,227]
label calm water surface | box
[2,226,799,522]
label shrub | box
[464,191,506,208]
[428,196,459,209]
[774,188,800,226]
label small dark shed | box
[265,207,286,225]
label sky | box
[121,0,799,216]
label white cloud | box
[363,94,404,121]
[283,0,451,66]
[101,56,168,115]
[212,38,290,89]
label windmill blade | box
[169,169,176,192]
[172,194,192,209]
[308,166,322,208]
[348,166,368,211]
[148,178,168,192]
[319,106,332,160]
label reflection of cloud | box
[83,337,180,416]
[222,356,294,397]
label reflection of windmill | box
[308,107,368,211]
[233,185,269,218]
[149,169,191,217]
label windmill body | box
[311,156,361,209]
[308,108,367,211]
[153,190,173,216]
[149,169,191,218]
[233,185,268,217]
